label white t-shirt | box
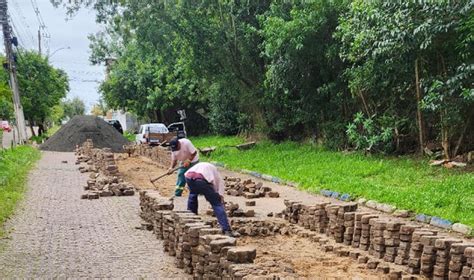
[171,138,199,163]
[185,162,225,195]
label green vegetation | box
[190,135,245,149]
[0,51,69,136]
[193,136,474,227]
[123,131,135,142]
[0,146,40,236]
[30,125,61,144]
[55,0,473,157]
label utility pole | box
[0,0,28,143]
[38,29,41,55]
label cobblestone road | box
[0,152,187,279]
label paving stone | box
[452,223,472,235]
[0,152,185,278]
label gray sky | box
[3,0,105,111]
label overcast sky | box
[3,0,105,111]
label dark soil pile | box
[40,115,129,152]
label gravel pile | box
[40,115,129,152]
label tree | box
[63,97,86,119]
[1,51,69,135]
[0,84,13,121]
[337,0,474,156]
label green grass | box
[192,136,474,227]
[124,131,136,142]
[0,146,40,237]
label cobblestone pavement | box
[0,152,187,279]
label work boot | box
[223,230,240,238]
[174,186,183,197]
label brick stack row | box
[281,200,474,279]
[383,221,403,263]
[139,190,262,279]
[369,218,386,259]
[129,144,172,167]
[326,203,358,243]
[394,225,417,265]
[283,200,303,224]
[460,247,474,279]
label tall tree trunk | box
[440,110,450,160]
[358,90,371,116]
[38,123,45,136]
[453,115,470,158]
[414,58,425,155]
[29,119,36,137]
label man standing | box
[167,137,199,196]
[184,162,236,237]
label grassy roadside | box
[0,146,40,237]
[191,136,474,227]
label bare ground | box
[115,154,413,279]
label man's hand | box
[183,159,191,168]
[219,195,225,204]
[167,168,174,175]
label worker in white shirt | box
[167,137,199,197]
[184,162,237,237]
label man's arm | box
[168,155,177,174]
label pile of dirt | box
[40,115,129,152]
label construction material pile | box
[138,190,264,279]
[224,177,280,198]
[40,115,129,152]
[75,140,135,199]
[124,143,171,167]
[206,201,255,218]
[282,200,474,279]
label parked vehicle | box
[167,122,187,139]
[1,120,12,132]
[105,119,123,134]
[136,123,174,145]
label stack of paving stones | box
[352,212,374,248]
[129,143,172,167]
[360,214,380,251]
[433,238,462,279]
[139,190,267,279]
[283,200,303,224]
[224,177,279,198]
[231,218,293,237]
[82,175,135,199]
[281,200,474,279]
[460,247,474,279]
[383,221,403,263]
[76,141,135,199]
[325,203,357,243]
[394,225,417,265]
[343,212,355,246]
[369,218,387,259]
[407,230,437,274]
[297,203,330,233]
[420,234,442,278]
[206,202,255,218]
[138,190,173,223]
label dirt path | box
[115,155,391,278]
[0,151,186,278]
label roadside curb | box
[211,161,473,237]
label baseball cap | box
[169,138,179,151]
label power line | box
[29,0,50,54]
[0,0,29,143]
[10,0,35,45]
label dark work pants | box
[185,177,231,232]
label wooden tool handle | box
[150,167,179,183]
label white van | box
[135,123,169,145]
